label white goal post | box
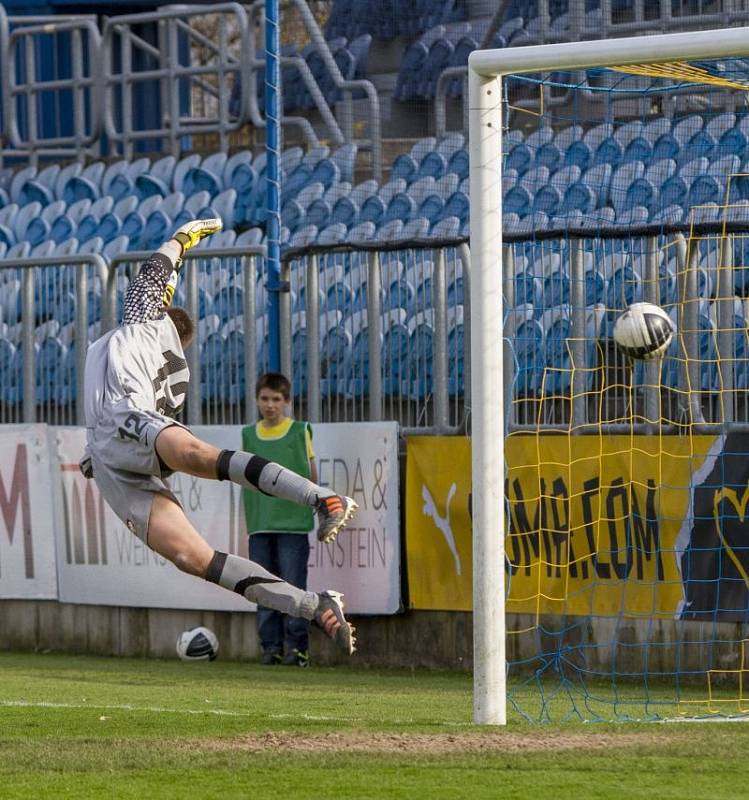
[467,25,749,726]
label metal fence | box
[504,222,749,434]
[282,239,470,435]
[0,2,380,174]
[0,253,106,425]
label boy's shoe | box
[261,651,282,665]
[282,648,310,668]
[316,495,358,543]
[313,590,356,655]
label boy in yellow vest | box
[243,372,322,666]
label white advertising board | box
[54,423,400,614]
[0,425,58,599]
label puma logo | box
[422,483,461,576]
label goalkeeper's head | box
[164,306,195,349]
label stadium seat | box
[19,164,59,207]
[14,202,42,243]
[63,162,105,205]
[76,197,115,244]
[376,219,405,242]
[103,158,150,200]
[9,166,37,204]
[183,152,227,197]
[347,222,376,243]
[317,223,347,245]
[25,200,66,248]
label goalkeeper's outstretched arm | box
[121,218,223,324]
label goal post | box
[468,26,749,726]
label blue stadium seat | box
[657,175,689,211]
[564,140,593,170]
[302,198,330,230]
[533,185,562,216]
[25,200,66,248]
[623,177,656,214]
[318,223,347,245]
[651,132,680,162]
[688,175,722,207]
[331,144,358,184]
[331,196,358,229]
[63,162,105,205]
[402,217,430,240]
[201,332,228,402]
[14,202,42,243]
[135,156,177,199]
[431,216,460,238]
[173,191,211,230]
[183,152,227,197]
[512,315,545,397]
[504,185,532,217]
[347,221,376,243]
[382,321,409,395]
[560,182,596,215]
[622,136,653,165]
[0,339,22,404]
[594,135,623,167]
[19,164,59,207]
[384,192,416,225]
[75,197,114,244]
[0,204,18,246]
[440,190,469,224]
[358,195,386,226]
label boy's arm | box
[306,423,317,483]
[121,218,222,324]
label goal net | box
[469,28,749,724]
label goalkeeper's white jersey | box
[84,251,189,428]
[83,318,189,427]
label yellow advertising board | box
[406,434,719,616]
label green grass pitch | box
[0,652,747,799]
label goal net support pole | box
[467,26,749,727]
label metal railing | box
[0,254,107,425]
[282,238,470,435]
[0,2,379,174]
[102,4,250,158]
[0,8,101,163]
[504,221,749,434]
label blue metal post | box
[265,0,281,371]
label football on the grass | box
[613,302,675,360]
[176,626,219,661]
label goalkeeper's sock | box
[215,449,335,506]
[205,551,318,619]
[157,239,183,265]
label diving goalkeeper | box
[79,219,358,654]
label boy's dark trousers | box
[249,532,311,654]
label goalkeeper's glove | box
[172,218,223,258]
[159,218,222,306]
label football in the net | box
[613,302,676,360]
[176,626,219,661]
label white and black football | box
[176,626,219,661]
[613,302,675,360]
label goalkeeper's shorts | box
[85,401,190,542]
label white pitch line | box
[0,700,472,727]
[657,715,749,724]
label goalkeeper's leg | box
[147,494,355,654]
[155,425,357,543]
